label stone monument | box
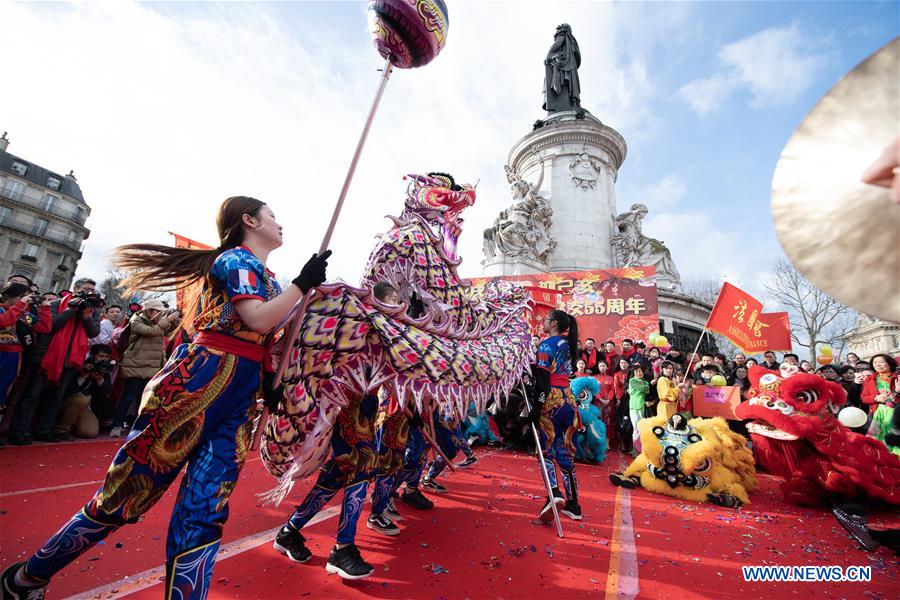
[482,25,714,353]
[482,25,627,276]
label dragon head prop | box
[612,414,757,508]
[401,172,475,258]
[736,366,846,443]
[736,366,900,507]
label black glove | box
[407,291,425,319]
[293,249,332,294]
[262,371,284,412]
[409,410,425,430]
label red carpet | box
[1,439,897,599]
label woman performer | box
[1,196,330,600]
[528,309,582,522]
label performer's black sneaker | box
[325,544,374,580]
[1,562,46,600]
[561,499,582,521]
[367,513,400,536]
[539,488,564,523]
[385,498,403,521]
[400,489,434,510]
[273,526,312,563]
[421,477,446,493]
[456,455,478,469]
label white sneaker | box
[109,427,123,438]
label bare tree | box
[100,268,172,312]
[681,276,740,357]
[764,260,856,360]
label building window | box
[47,176,61,191]
[74,206,84,221]
[58,254,72,271]
[2,179,24,199]
[23,243,39,258]
[0,206,10,224]
[10,162,28,176]
[42,193,58,211]
[33,218,49,236]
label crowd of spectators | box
[0,273,184,445]
[565,336,899,457]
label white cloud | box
[0,1,684,287]
[677,74,735,116]
[623,173,688,213]
[678,23,829,115]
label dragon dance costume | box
[424,406,475,484]
[281,393,379,542]
[22,247,280,599]
[533,334,581,517]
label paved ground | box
[1,438,896,599]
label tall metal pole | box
[251,57,394,451]
[520,380,564,538]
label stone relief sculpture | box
[612,203,682,290]
[483,159,556,266]
[568,150,605,190]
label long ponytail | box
[113,196,265,293]
[548,309,580,372]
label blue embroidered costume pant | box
[369,407,409,515]
[24,344,261,600]
[286,394,378,545]
[538,389,579,501]
[370,419,425,506]
[425,412,469,480]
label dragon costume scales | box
[260,173,533,500]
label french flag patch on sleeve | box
[230,269,258,294]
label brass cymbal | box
[772,37,900,323]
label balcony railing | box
[0,215,84,251]
[0,183,88,226]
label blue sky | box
[1,1,897,300]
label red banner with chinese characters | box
[706,282,792,354]
[467,267,658,344]
[169,232,213,331]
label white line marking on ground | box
[616,454,639,600]
[67,506,342,600]
[0,480,104,499]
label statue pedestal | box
[482,255,549,277]
[506,110,627,271]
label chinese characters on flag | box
[706,282,792,354]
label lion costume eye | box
[796,390,818,404]
[695,459,711,472]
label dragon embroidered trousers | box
[370,409,409,514]
[538,388,579,501]
[286,394,378,544]
[426,412,474,480]
[24,343,261,600]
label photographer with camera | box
[0,283,52,426]
[110,299,179,437]
[8,278,102,445]
[51,344,114,440]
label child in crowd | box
[627,365,649,456]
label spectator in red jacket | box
[603,340,619,373]
[579,337,603,375]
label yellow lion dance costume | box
[610,414,757,508]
